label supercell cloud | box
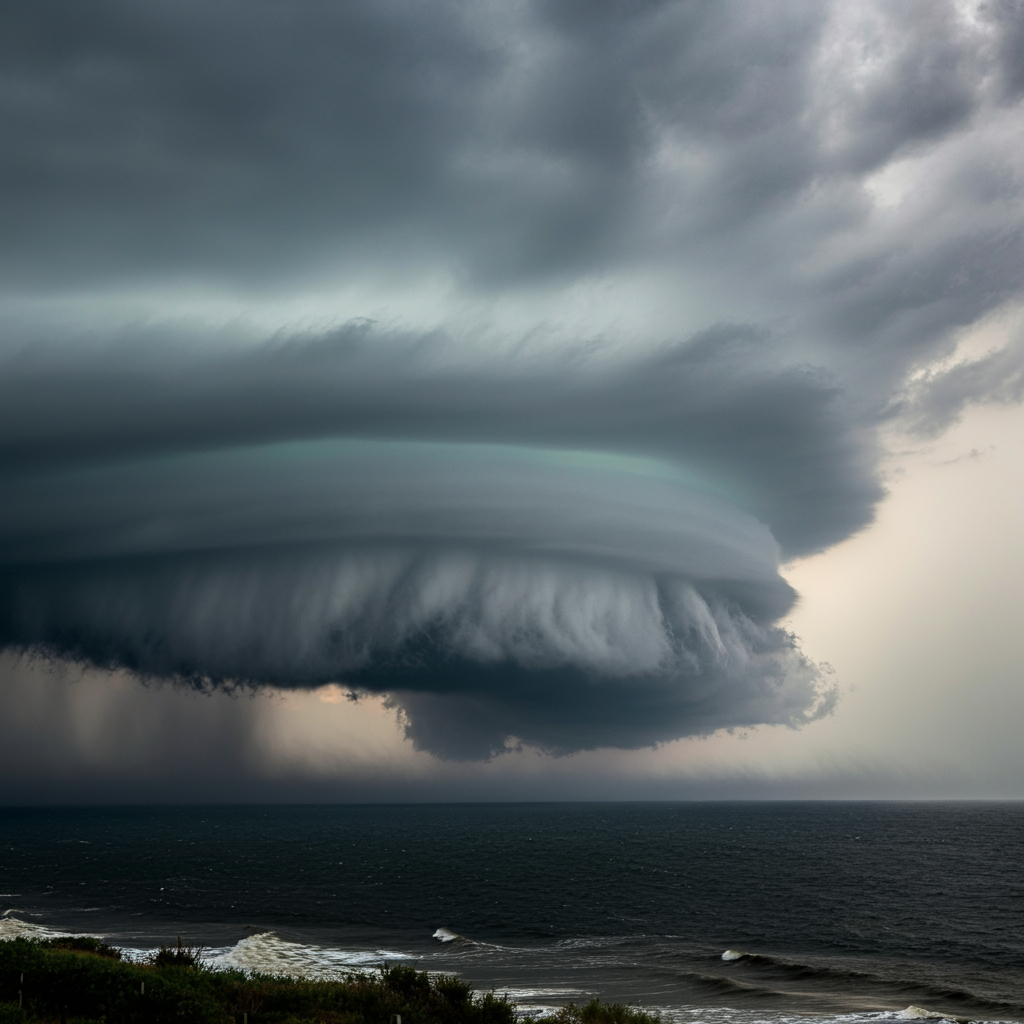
[2,0,1024,758]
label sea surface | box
[1,803,1022,1024]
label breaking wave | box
[207,931,413,979]
[0,912,78,942]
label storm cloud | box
[2,0,1023,759]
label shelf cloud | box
[0,330,837,757]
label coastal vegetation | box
[0,938,659,1024]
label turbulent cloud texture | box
[2,0,1024,758]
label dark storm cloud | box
[0,0,640,285]
[1,0,1023,761]
[900,329,1024,436]
[0,0,1012,289]
[0,0,492,283]
[987,0,1024,101]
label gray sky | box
[2,0,1024,800]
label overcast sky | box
[2,0,1024,801]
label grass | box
[0,938,659,1024]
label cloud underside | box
[2,0,1024,761]
[1,548,830,760]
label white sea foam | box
[721,949,744,961]
[433,928,462,943]
[654,1011,983,1024]
[206,931,412,979]
[116,948,158,964]
[494,987,594,1018]
[499,988,590,1000]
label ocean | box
[1,803,1022,1023]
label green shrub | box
[38,936,123,960]
[381,965,431,1000]
[148,937,205,968]
[0,1002,27,1024]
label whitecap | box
[896,1008,963,1022]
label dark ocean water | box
[1,803,1023,1023]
